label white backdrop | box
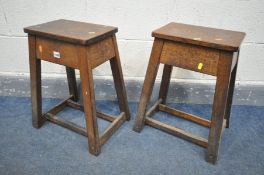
[0,0,263,84]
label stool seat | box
[24,19,118,45]
[152,22,245,51]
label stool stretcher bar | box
[46,96,73,115]
[99,112,126,146]
[141,96,228,162]
[44,113,88,136]
[144,99,228,148]
[41,96,124,144]
[66,99,116,122]
[146,98,163,117]
[158,104,211,127]
[145,117,209,148]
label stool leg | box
[133,39,164,132]
[158,64,173,104]
[66,66,78,101]
[207,51,233,164]
[110,36,131,120]
[224,50,240,128]
[79,46,100,155]
[28,35,45,128]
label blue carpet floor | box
[0,96,263,175]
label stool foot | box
[32,117,46,129]
[89,146,101,156]
[133,125,143,133]
[225,120,230,128]
[206,154,217,165]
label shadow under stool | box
[133,22,245,164]
[24,19,131,156]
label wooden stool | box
[24,19,131,155]
[133,22,245,164]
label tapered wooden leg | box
[110,36,131,121]
[66,66,78,101]
[133,39,164,132]
[158,64,173,104]
[79,46,100,155]
[207,51,233,164]
[28,34,45,128]
[224,50,240,128]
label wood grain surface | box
[24,19,117,45]
[152,22,245,51]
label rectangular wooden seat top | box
[152,22,246,51]
[24,19,118,45]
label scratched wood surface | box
[36,37,79,68]
[88,37,115,69]
[152,22,246,51]
[160,41,219,76]
[24,19,117,45]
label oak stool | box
[24,19,131,155]
[133,22,245,164]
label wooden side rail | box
[42,96,78,117]
[66,99,83,111]
[44,113,88,136]
[143,99,210,148]
[158,104,211,128]
[42,96,125,143]
[66,99,116,122]
[146,98,163,117]
[145,117,208,148]
[46,96,73,115]
[97,111,115,122]
[99,112,126,146]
